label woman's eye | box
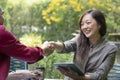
[87,22,91,24]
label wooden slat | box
[10,58,28,72]
[108,64,120,80]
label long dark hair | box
[77,9,107,59]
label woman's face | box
[81,14,100,39]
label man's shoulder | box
[0,25,16,42]
[0,25,5,30]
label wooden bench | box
[108,64,120,80]
[10,58,28,72]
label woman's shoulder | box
[103,40,118,52]
[106,40,117,48]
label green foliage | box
[1,0,119,40]
[41,0,120,41]
[20,33,42,47]
[36,52,74,79]
[0,0,120,79]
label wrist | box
[54,42,64,52]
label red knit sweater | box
[0,25,44,80]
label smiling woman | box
[42,9,118,80]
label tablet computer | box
[54,62,84,75]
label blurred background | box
[0,0,120,79]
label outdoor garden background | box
[0,0,120,79]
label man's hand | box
[41,41,54,56]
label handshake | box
[41,41,64,57]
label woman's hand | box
[49,41,64,52]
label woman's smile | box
[84,28,91,35]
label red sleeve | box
[0,25,44,63]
